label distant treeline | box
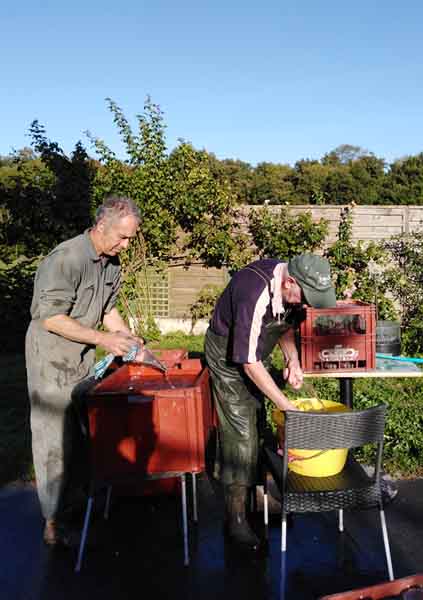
[2,142,423,209]
[204,144,423,206]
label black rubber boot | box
[224,484,262,553]
[43,519,82,548]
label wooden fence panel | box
[165,205,423,318]
[169,265,228,318]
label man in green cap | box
[204,254,336,554]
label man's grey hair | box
[94,195,141,225]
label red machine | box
[300,300,376,373]
[87,354,214,489]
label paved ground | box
[1,476,423,600]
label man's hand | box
[133,338,146,362]
[98,331,139,356]
[283,357,304,390]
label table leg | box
[339,378,353,408]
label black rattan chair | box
[262,404,394,599]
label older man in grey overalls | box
[205,254,336,554]
[26,195,144,546]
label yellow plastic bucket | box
[272,398,350,477]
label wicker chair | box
[262,404,394,599]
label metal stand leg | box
[263,473,269,531]
[104,486,112,520]
[192,473,198,523]
[338,509,344,532]
[379,506,394,581]
[280,514,288,600]
[339,378,353,408]
[75,496,94,573]
[181,474,189,566]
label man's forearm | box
[243,361,296,411]
[43,312,141,356]
[278,328,304,389]
[43,314,105,346]
[278,328,299,363]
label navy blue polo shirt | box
[210,259,287,364]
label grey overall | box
[25,232,120,520]
[205,317,292,487]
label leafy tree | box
[207,155,254,205]
[29,121,95,238]
[87,97,177,260]
[381,154,423,205]
[323,166,360,205]
[382,232,423,354]
[322,144,369,165]
[0,256,41,351]
[169,142,252,270]
[324,204,396,319]
[89,98,252,271]
[250,162,294,205]
[349,154,386,205]
[0,127,96,350]
[249,205,329,259]
[0,152,55,257]
[87,98,254,331]
[290,159,331,205]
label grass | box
[149,332,206,355]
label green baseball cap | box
[287,254,337,308]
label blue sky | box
[2,0,423,166]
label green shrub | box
[382,232,423,356]
[249,205,329,258]
[189,284,224,328]
[325,204,397,319]
[0,255,40,352]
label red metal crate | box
[87,359,214,486]
[300,300,376,374]
[318,573,423,599]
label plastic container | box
[86,358,214,489]
[148,348,189,368]
[273,398,350,477]
[107,348,189,375]
[318,573,423,600]
[300,300,376,373]
[376,321,401,356]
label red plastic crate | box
[318,573,423,599]
[87,359,214,487]
[300,300,376,374]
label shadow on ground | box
[1,476,423,600]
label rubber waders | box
[224,484,262,553]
